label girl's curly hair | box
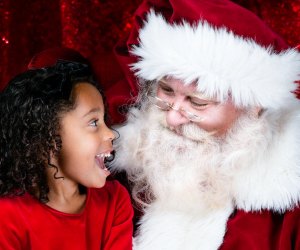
[0,60,102,203]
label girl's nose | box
[103,125,116,141]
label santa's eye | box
[158,83,174,96]
[191,100,209,108]
[188,96,219,110]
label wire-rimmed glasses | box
[148,96,204,122]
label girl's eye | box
[89,119,99,127]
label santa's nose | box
[165,102,190,127]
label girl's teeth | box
[96,153,111,158]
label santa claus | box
[110,0,300,249]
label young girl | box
[0,49,133,250]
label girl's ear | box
[49,149,58,166]
[49,140,60,166]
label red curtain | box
[1,0,299,91]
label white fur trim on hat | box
[131,11,300,109]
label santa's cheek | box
[194,117,215,129]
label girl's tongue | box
[95,155,109,171]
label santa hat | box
[130,0,300,109]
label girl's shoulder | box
[0,192,36,210]
[0,193,39,225]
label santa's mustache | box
[153,106,217,144]
[181,123,218,143]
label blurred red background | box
[0,0,299,93]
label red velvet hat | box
[117,0,300,109]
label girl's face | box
[56,83,115,188]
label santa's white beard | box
[115,103,268,213]
[112,100,300,250]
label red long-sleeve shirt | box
[0,180,133,250]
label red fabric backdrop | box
[0,0,299,97]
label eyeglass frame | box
[148,95,206,122]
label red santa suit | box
[110,0,300,249]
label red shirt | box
[0,181,133,250]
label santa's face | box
[154,77,242,137]
[114,79,266,208]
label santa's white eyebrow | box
[158,78,168,84]
[189,93,212,100]
[158,78,217,102]
[157,79,171,87]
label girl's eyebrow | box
[82,108,102,118]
